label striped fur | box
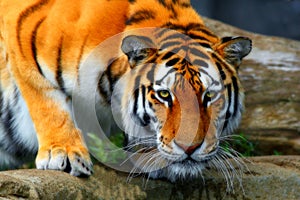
[0,0,251,181]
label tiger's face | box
[112,28,251,181]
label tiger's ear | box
[215,37,252,68]
[121,35,156,68]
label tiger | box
[0,0,251,181]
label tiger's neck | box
[126,0,203,29]
[125,0,219,45]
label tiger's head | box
[111,27,251,181]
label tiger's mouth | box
[126,138,219,171]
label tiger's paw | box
[36,145,93,176]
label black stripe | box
[168,47,181,55]
[199,43,212,49]
[12,87,19,107]
[146,64,156,82]
[162,33,187,41]
[98,73,111,104]
[180,2,191,8]
[216,62,226,80]
[161,31,190,42]
[162,22,188,32]
[150,93,156,100]
[141,85,146,109]
[98,58,127,104]
[160,22,217,42]
[155,28,170,39]
[163,22,204,33]
[160,41,181,50]
[162,22,179,30]
[188,33,210,42]
[17,0,50,55]
[201,29,217,38]
[158,0,169,8]
[133,88,139,116]
[160,47,181,60]
[128,0,136,3]
[193,59,209,68]
[161,51,176,60]
[106,62,115,93]
[165,57,180,67]
[186,23,204,30]
[231,77,239,117]
[56,37,66,94]
[190,41,212,49]
[141,86,150,125]
[31,17,46,77]
[97,61,115,104]
[126,9,155,25]
[223,84,232,130]
[203,93,211,108]
[0,100,32,158]
[76,35,89,85]
[211,53,234,74]
[192,27,218,39]
[1,106,16,151]
[189,47,209,59]
[134,75,141,93]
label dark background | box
[191,0,300,41]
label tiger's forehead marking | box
[135,28,224,93]
[152,48,220,92]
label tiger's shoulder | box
[0,0,130,71]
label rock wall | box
[0,18,300,199]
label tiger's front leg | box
[13,67,93,176]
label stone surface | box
[142,156,300,200]
[0,18,300,199]
[0,166,146,200]
[0,156,300,199]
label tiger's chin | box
[130,144,219,182]
[147,159,208,182]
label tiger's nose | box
[174,141,202,155]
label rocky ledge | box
[1,18,300,199]
[0,156,299,199]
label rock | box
[203,17,300,155]
[141,156,300,200]
[0,166,146,200]
[0,156,300,199]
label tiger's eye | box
[159,90,169,98]
[205,91,215,98]
[158,90,170,99]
